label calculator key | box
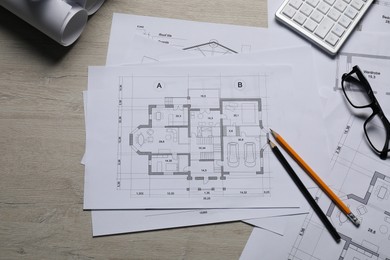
[276,0,375,54]
[345,7,358,19]
[339,15,352,28]
[317,2,331,14]
[300,3,314,16]
[315,17,333,38]
[311,10,324,22]
[293,12,307,24]
[325,32,339,46]
[304,19,318,31]
[334,0,347,12]
[306,0,320,7]
[332,24,345,36]
[351,0,364,10]
[289,0,303,9]
[328,8,341,21]
[283,5,297,18]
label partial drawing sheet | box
[92,208,302,236]
[87,41,308,236]
[86,13,332,235]
[354,0,390,32]
[106,13,307,66]
[240,32,390,260]
[85,65,303,209]
[88,44,330,235]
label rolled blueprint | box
[68,0,105,15]
[85,0,105,15]
[0,0,105,46]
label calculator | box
[275,0,374,55]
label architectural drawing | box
[285,116,390,259]
[135,25,251,56]
[356,0,390,31]
[183,40,238,56]
[334,51,390,96]
[283,51,390,260]
[116,73,273,199]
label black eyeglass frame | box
[341,65,390,160]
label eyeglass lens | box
[365,114,388,153]
[342,66,389,159]
[343,73,373,108]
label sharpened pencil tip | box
[269,129,276,138]
[267,139,276,148]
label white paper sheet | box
[83,37,300,236]
[85,85,307,237]
[87,13,332,235]
[88,43,331,235]
[84,39,300,236]
[350,0,390,33]
[92,208,305,236]
[117,34,198,64]
[240,31,390,260]
[106,13,307,66]
[84,64,304,209]
[240,214,308,260]
[243,214,300,236]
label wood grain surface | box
[0,1,267,259]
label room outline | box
[287,114,390,260]
[116,73,272,199]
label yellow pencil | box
[270,129,360,227]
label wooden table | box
[0,1,267,259]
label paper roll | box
[85,0,105,15]
[67,0,105,15]
[0,0,104,46]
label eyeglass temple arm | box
[380,117,390,160]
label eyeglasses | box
[341,65,390,160]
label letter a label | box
[154,81,165,92]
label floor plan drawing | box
[331,170,390,260]
[334,51,390,96]
[242,42,390,260]
[282,50,390,259]
[357,0,390,32]
[285,114,390,260]
[116,72,273,200]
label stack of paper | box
[83,2,390,258]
